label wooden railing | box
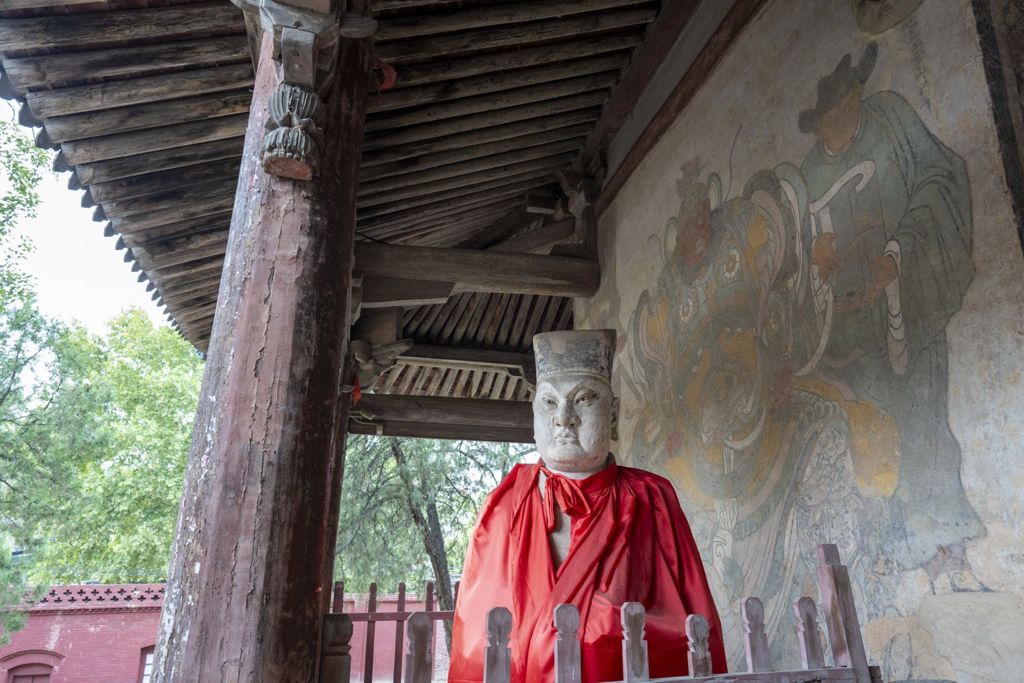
[319,580,457,683]
[372,544,881,683]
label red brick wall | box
[0,586,162,683]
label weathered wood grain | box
[376,7,656,63]
[365,71,617,133]
[89,158,241,203]
[686,614,713,678]
[488,219,575,254]
[347,419,532,444]
[483,607,513,683]
[376,0,648,41]
[154,20,372,679]
[743,597,770,673]
[102,178,238,219]
[2,35,249,93]
[354,393,531,430]
[61,114,247,165]
[110,192,235,232]
[26,63,254,119]
[816,544,871,683]
[553,604,581,683]
[402,612,431,683]
[362,91,606,150]
[320,614,354,683]
[354,241,598,297]
[794,597,825,670]
[75,138,243,185]
[621,603,649,683]
[0,3,243,56]
[45,90,252,143]
[389,34,640,89]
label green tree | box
[14,309,203,583]
[336,435,529,623]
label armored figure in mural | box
[797,41,981,565]
[449,330,727,683]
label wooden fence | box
[378,544,882,683]
[320,580,457,683]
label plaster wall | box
[580,1,1024,681]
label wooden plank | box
[358,153,574,207]
[376,0,648,41]
[133,230,229,270]
[111,192,236,233]
[392,583,407,683]
[686,614,712,678]
[119,211,233,245]
[365,583,379,683]
[794,597,825,670]
[743,597,770,673]
[0,3,243,56]
[354,242,598,297]
[505,295,535,350]
[376,7,656,63]
[45,90,252,143]
[76,138,243,185]
[367,53,628,115]
[26,63,254,119]
[597,0,767,216]
[364,198,523,241]
[364,72,618,133]
[633,670,856,683]
[320,614,354,683]
[362,91,606,151]
[577,0,700,172]
[2,35,249,93]
[89,158,242,203]
[355,394,531,429]
[358,175,553,223]
[389,34,640,90]
[488,219,575,254]
[348,419,533,444]
[363,110,599,168]
[102,178,238,219]
[359,187,537,236]
[361,277,454,308]
[816,545,871,683]
[62,114,248,165]
[362,124,593,181]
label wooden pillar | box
[153,1,372,680]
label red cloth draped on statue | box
[448,459,727,682]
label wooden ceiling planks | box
[0,0,687,410]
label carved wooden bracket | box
[231,0,376,180]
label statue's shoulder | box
[617,464,677,494]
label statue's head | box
[532,330,619,473]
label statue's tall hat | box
[533,329,616,385]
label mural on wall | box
[611,36,988,668]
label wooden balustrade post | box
[152,2,373,679]
[794,597,825,670]
[483,607,513,683]
[816,544,871,683]
[553,604,582,683]
[403,612,432,683]
[364,583,378,683]
[742,597,770,673]
[393,582,407,683]
[319,614,354,683]
[620,602,649,682]
[685,614,712,677]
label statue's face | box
[533,374,618,473]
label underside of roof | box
[0,0,701,424]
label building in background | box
[0,585,163,683]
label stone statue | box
[448,330,728,682]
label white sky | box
[12,139,166,335]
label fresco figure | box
[798,42,981,566]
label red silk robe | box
[448,460,727,682]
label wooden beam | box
[364,71,618,133]
[488,219,575,254]
[365,198,524,242]
[75,138,244,185]
[402,343,534,379]
[389,34,640,89]
[26,64,254,119]
[89,159,242,203]
[348,419,532,444]
[353,242,598,297]
[376,0,648,41]
[353,394,532,430]
[0,4,243,56]
[361,124,592,182]
[2,36,249,94]
[366,53,628,114]
[45,90,252,143]
[357,175,554,222]
[361,277,454,308]
[358,152,573,207]
[358,185,541,235]
[156,20,372,681]
[597,0,767,216]
[362,91,606,151]
[375,7,656,63]
[61,114,248,166]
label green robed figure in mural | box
[798,41,981,565]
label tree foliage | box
[336,435,530,602]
